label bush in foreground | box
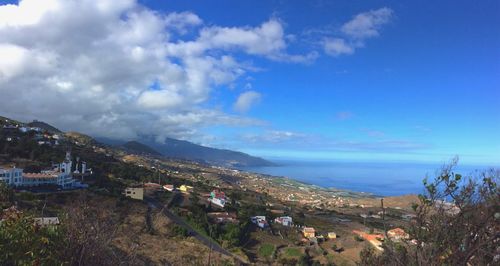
[359,158,499,265]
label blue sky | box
[153,0,500,164]
[0,0,499,165]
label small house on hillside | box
[208,189,227,208]
[274,216,293,226]
[303,227,316,238]
[387,228,409,240]
[179,185,193,193]
[251,216,268,228]
[125,187,144,200]
[327,232,337,239]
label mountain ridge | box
[120,141,162,157]
[138,137,275,167]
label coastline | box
[238,159,495,197]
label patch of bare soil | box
[355,194,419,210]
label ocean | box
[239,159,494,196]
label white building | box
[0,167,24,186]
[124,187,144,200]
[274,216,293,226]
[0,152,87,189]
[251,216,268,228]
[34,217,60,227]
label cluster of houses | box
[2,124,43,133]
[124,183,196,201]
[160,184,193,193]
[2,123,62,146]
[353,227,410,251]
[0,152,89,189]
[249,215,295,229]
[248,214,341,244]
[299,226,338,244]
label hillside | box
[28,120,62,133]
[141,137,275,167]
[121,141,162,156]
[0,116,23,126]
[65,132,97,146]
[2,115,273,168]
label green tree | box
[0,212,65,265]
[0,182,13,204]
[221,223,241,248]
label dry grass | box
[112,201,233,265]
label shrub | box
[258,243,275,257]
[354,235,364,242]
[171,225,189,238]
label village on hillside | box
[1,117,419,265]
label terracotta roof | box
[207,212,237,219]
[353,230,385,241]
[23,172,58,179]
[388,228,409,238]
[144,182,162,188]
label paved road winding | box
[144,196,244,264]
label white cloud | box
[0,43,28,80]
[0,1,395,146]
[341,7,393,39]
[165,18,316,63]
[200,19,286,56]
[321,7,393,57]
[0,0,61,27]
[323,38,354,56]
[0,0,307,142]
[164,11,202,34]
[233,91,262,113]
[261,130,306,143]
[240,130,309,146]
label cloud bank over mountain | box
[0,0,303,140]
[0,0,397,153]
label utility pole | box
[381,198,387,236]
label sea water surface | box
[240,159,494,196]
